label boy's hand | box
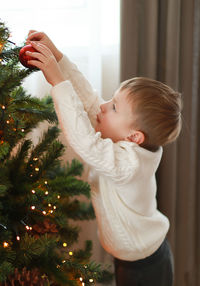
[27,42,65,86]
[26,30,63,62]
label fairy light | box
[16,236,20,241]
[31,206,35,210]
[44,181,48,184]
[89,279,94,283]
[48,203,51,207]
[82,283,85,286]
[6,120,10,124]
[3,242,9,248]
[1,105,5,109]
[57,195,60,199]
[31,189,35,194]
[62,260,66,263]
[79,277,83,282]
[29,227,32,230]
[42,211,47,215]
[35,167,39,172]
[63,242,67,247]
[45,191,48,195]
[26,226,30,230]
[53,206,56,210]
[21,129,25,132]
[69,251,73,256]
[50,210,53,214]
[33,157,38,161]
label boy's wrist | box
[54,48,63,62]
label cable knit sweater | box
[51,55,170,261]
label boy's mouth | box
[96,114,101,123]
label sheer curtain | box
[2,2,119,285]
[1,0,120,100]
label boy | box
[26,31,182,286]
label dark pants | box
[114,238,174,286]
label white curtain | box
[2,1,119,285]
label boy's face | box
[95,88,135,143]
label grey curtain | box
[120,1,200,285]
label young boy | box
[26,31,182,286]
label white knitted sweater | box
[51,55,170,261]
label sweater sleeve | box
[51,80,139,184]
[58,55,104,127]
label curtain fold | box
[120,1,200,285]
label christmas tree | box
[0,20,112,286]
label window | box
[1,0,120,99]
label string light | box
[21,129,25,132]
[62,260,66,263]
[31,189,35,194]
[1,105,5,109]
[79,277,83,282]
[33,157,38,161]
[57,195,60,199]
[44,181,48,184]
[63,242,67,247]
[6,120,10,124]
[50,210,53,214]
[45,191,48,195]
[31,206,35,210]
[35,167,39,172]
[3,242,9,248]
[42,211,47,215]
[69,251,73,256]
[16,236,20,241]
[53,206,56,210]
[89,279,94,283]
[48,203,52,207]
[26,226,30,230]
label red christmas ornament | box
[19,44,37,68]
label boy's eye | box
[112,104,116,111]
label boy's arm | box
[51,80,139,184]
[57,55,104,126]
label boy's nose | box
[100,103,106,113]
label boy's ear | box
[126,130,145,145]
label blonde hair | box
[120,77,182,151]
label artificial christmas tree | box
[0,20,112,286]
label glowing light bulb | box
[31,206,35,210]
[6,120,10,124]
[26,226,30,230]
[35,167,39,171]
[89,279,94,283]
[57,195,60,199]
[79,277,83,282]
[42,211,46,215]
[63,242,67,247]
[53,206,56,210]
[2,105,5,109]
[21,129,25,132]
[33,157,38,161]
[48,203,52,207]
[16,236,20,241]
[69,251,73,256]
[45,191,48,195]
[31,190,35,194]
[44,181,48,184]
[3,242,9,248]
